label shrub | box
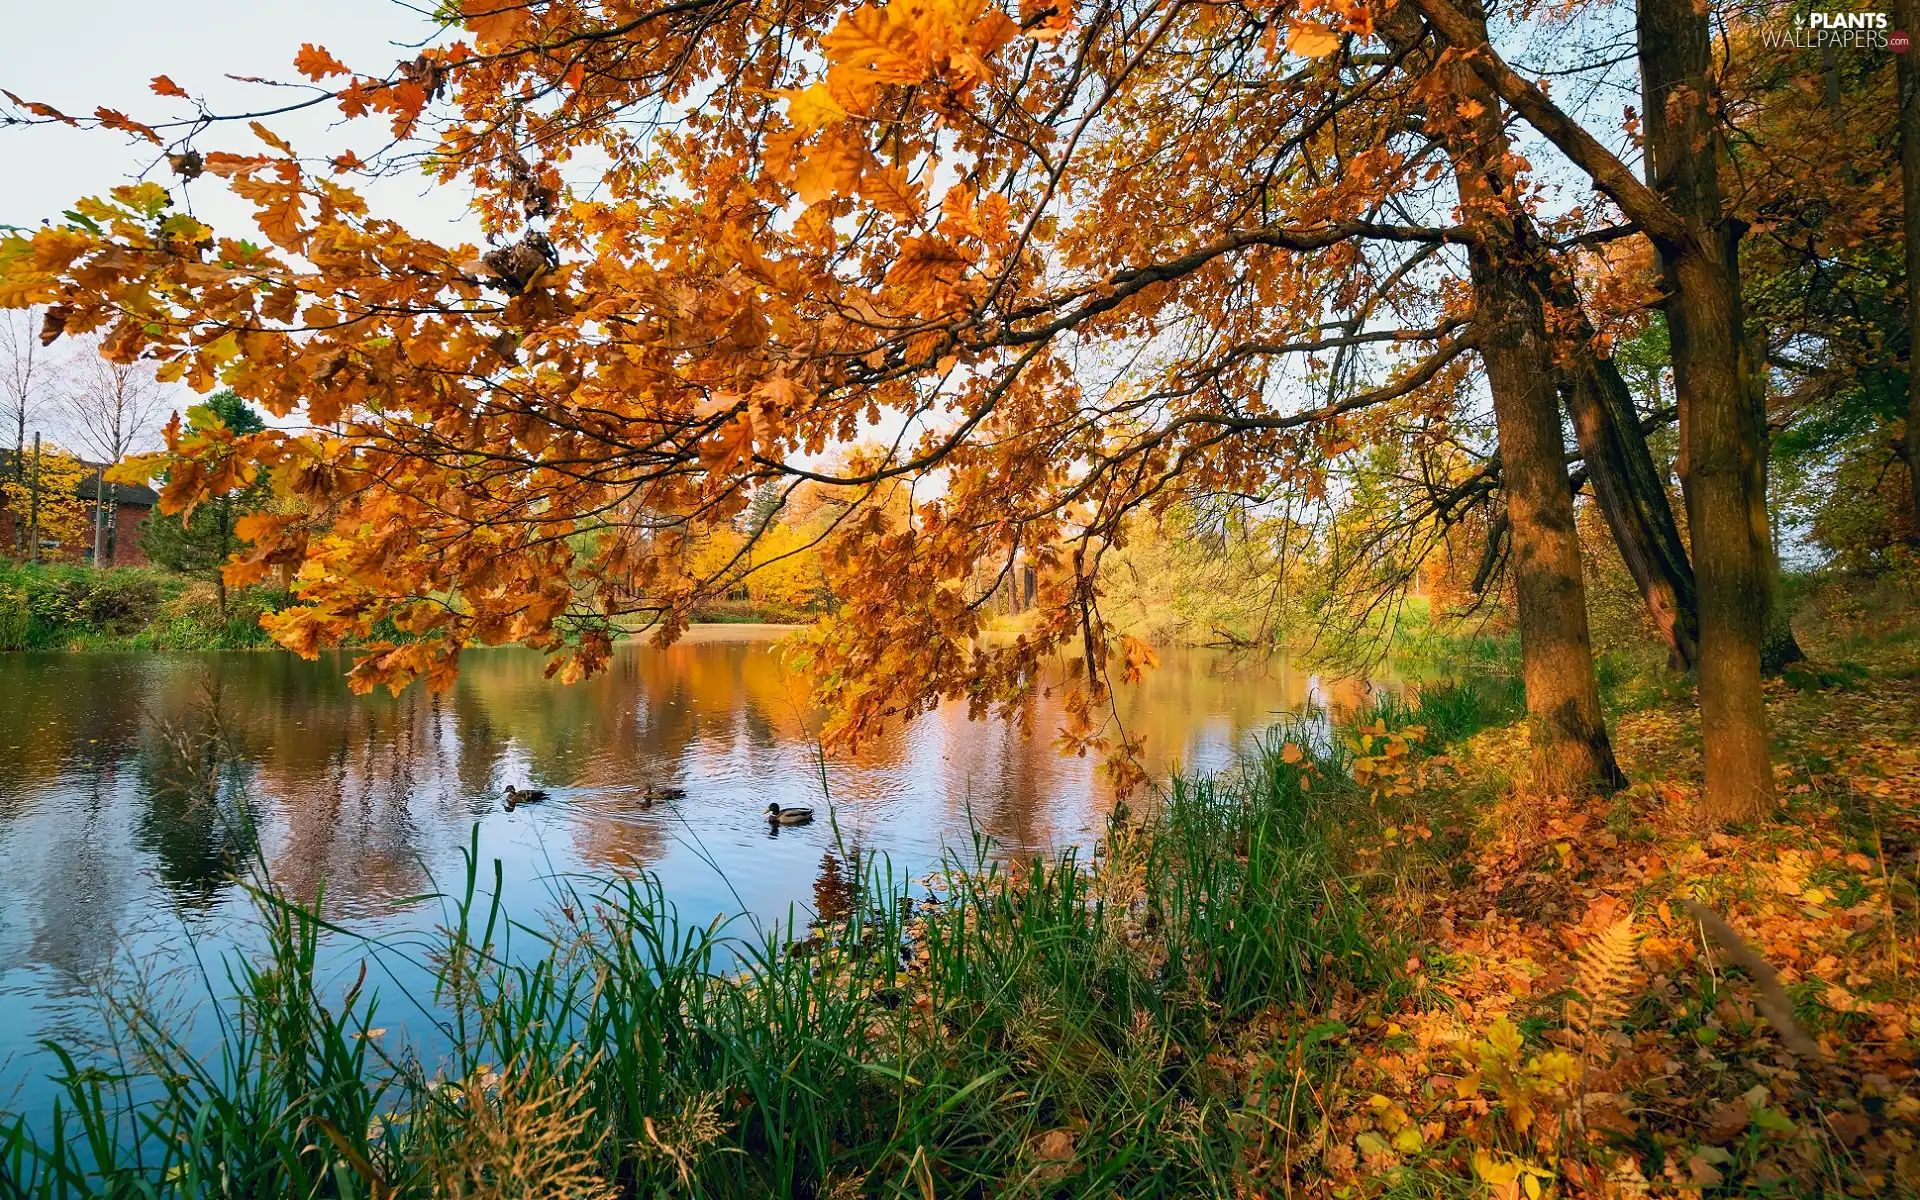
[0,562,282,650]
[0,585,27,651]
[77,572,162,633]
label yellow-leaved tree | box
[3,442,91,556]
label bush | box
[0,562,285,650]
[76,571,162,633]
[0,585,27,651]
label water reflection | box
[0,630,1366,1110]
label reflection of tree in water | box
[134,671,259,905]
[977,704,1054,853]
[264,692,434,911]
[26,764,144,994]
[450,684,508,799]
[812,845,865,926]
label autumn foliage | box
[0,0,1908,815]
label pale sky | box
[5,1,473,236]
[4,1,481,453]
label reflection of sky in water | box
[0,631,1371,1117]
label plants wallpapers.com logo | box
[1758,10,1907,50]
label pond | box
[0,628,1373,1116]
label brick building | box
[1,452,160,566]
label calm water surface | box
[0,628,1367,1114]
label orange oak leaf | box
[463,0,532,51]
[293,43,351,80]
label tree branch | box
[1404,0,1693,250]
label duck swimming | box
[503,785,551,811]
[641,786,686,809]
[765,803,815,826]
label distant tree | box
[0,307,55,555]
[141,392,268,624]
[0,440,90,556]
[57,333,172,562]
[57,334,171,465]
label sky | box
[4,0,477,455]
[5,0,471,235]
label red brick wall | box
[0,501,154,565]
[101,502,154,567]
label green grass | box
[0,732,1402,1198]
[0,560,285,652]
[1341,673,1524,749]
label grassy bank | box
[0,560,814,653]
[0,561,284,652]
[3,577,1918,1196]
[1,715,1403,1197]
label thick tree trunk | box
[1384,0,1623,795]
[1640,0,1776,822]
[1901,0,1920,535]
[1477,260,1626,795]
[1541,270,1700,670]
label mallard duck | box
[766,803,815,826]
[503,784,551,811]
[641,785,686,809]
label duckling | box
[503,784,551,812]
[765,802,815,826]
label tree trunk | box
[1732,240,1804,675]
[92,467,106,568]
[1385,0,1623,795]
[1487,295,1626,793]
[1639,0,1776,822]
[1542,269,1700,670]
[26,432,41,564]
[1901,0,1920,536]
[11,405,23,556]
[1476,260,1626,795]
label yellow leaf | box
[791,137,866,206]
[783,83,849,131]
[823,6,906,73]
[860,164,925,220]
[1286,21,1342,57]
[250,121,296,156]
[1473,1151,1521,1185]
[1482,1015,1523,1061]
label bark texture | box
[1639,0,1776,822]
[1902,0,1920,535]
[1476,259,1626,795]
[1386,1,1623,795]
[1541,270,1700,670]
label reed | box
[0,732,1399,1198]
